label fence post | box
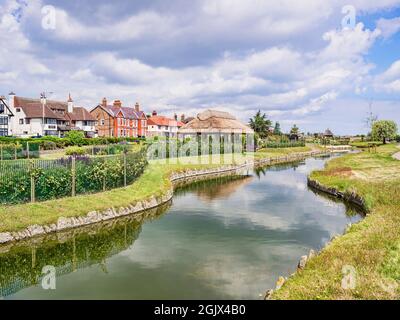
[71,156,76,197]
[123,152,127,187]
[27,142,30,159]
[0,145,2,161]
[14,145,17,160]
[30,161,35,203]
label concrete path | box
[393,145,400,160]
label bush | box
[65,146,87,156]
[65,131,85,146]
[396,135,400,143]
[41,141,57,150]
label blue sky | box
[0,0,399,134]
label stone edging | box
[307,178,367,211]
[0,150,327,245]
[264,176,368,300]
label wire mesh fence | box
[0,148,148,205]
[0,142,40,160]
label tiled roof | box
[67,107,95,121]
[14,96,93,121]
[102,105,147,120]
[148,115,183,127]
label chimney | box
[8,91,15,109]
[102,97,107,107]
[181,114,185,122]
[152,110,157,116]
[174,113,178,121]
[135,102,140,112]
[67,93,74,113]
[113,100,122,108]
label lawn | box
[273,144,400,300]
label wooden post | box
[27,142,30,159]
[30,162,35,203]
[71,156,76,197]
[14,145,17,160]
[123,152,127,187]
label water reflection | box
[0,156,363,300]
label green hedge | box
[0,136,145,149]
[263,141,306,148]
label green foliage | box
[371,120,398,144]
[65,130,85,146]
[290,124,299,135]
[249,110,272,138]
[65,146,87,156]
[262,141,305,148]
[273,122,282,135]
[0,148,148,204]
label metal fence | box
[0,148,148,205]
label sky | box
[0,0,399,135]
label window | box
[19,119,24,125]
[25,118,30,124]
[101,119,105,125]
[0,117,8,125]
[45,118,57,124]
[0,103,4,114]
[16,108,21,112]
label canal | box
[0,155,362,299]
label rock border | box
[0,150,327,245]
[264,177,368,300]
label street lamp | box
[40,91,53,136]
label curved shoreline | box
[0,150,327,245]
[266,173,368,299]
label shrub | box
[41,141,57,150]
[65,146,87,156]
[65,131,85,146]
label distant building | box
[178,109,253,135]
[90,98,147,138]
[0,95,14,136]
[324,129,334,138]
[147,111,183,138]
[7,92,96,137]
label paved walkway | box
[393,145,400,160]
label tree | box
[371,120,398,144]
[249,110,272,139]
[290,124,299,135]
[66,130,85,146]
[273,122,282,135]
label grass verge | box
[273,144,400,300]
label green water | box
[0,156,362,300]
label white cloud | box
[376,16,400,39]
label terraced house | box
[6,92,96,138]
[90,98,147,138]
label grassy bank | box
[0,147,314,234]
[273,144,400,300]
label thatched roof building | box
[178,109,254,134]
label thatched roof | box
[178,109,254,134]
[324,128,334,137]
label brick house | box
[90,98,147,138]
